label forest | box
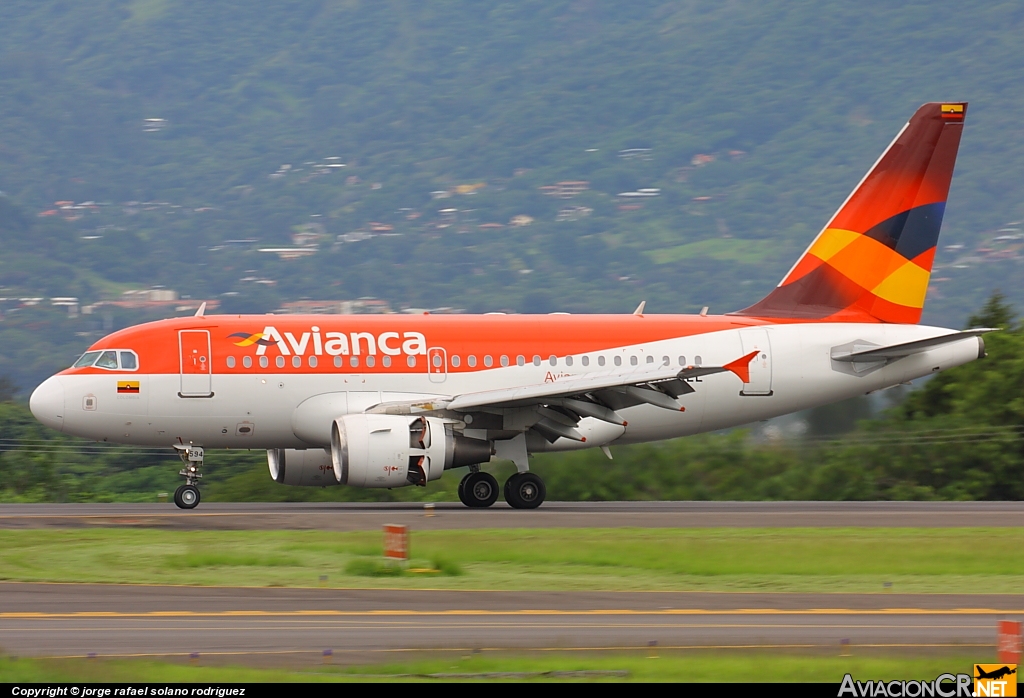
[2,1,1024,392]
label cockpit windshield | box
[72,349,139,371]
[73,351,102,368]
[95,351,118,369]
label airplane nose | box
[30,376,65,432]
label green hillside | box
[2,1,1024,390]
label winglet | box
[194,302,207,318]
[724,350,760,383]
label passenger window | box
[646,355,654,364]
[630,356,638,366]
[695,355,703,366]
[74,351,101,368]
[95,351,118,370]
[532,355,541,366]
[382,356,392,367]
[468,355,477,367]
[678,356,687,366]
[226,356,236,369]
[662,356,669,366]
[549,355,557,366]
[581,356,589,367]
[433,354,443,367]
[276,356,285,368]
[500,355,509,367]
[292,356,301,368]
[566,356,573,366]
[517,355,525,366]
[119,352,138,370]
[483,355,492,367]
[243,356,252,368]
[334,356,343,368]
[598,356,605,367]
[365,356,375,367]
[309,356,318,368]
[407,355,416,367]
[260,356,269,368]
[614,356,622,366]
[350,356,359,368]
[451,355,461,368]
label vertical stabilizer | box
[736,102,967,323]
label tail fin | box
[736,102,967,323]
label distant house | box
[539,181,590,199]
[510,215,534,227]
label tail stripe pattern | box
[737,103,966,324]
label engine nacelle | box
[267,448,338,486]
[331,414,492,488]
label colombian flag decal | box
[117,381,140,394]
[941,103,965,120]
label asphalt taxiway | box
[1,584,1019,663]
[1,501,1022,530]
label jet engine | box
[331,414,492,488]
[267,448,338,486]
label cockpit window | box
[95,351,119,369]
[74,351,102,368]
[73,348,139,370]
[119,351,138,370]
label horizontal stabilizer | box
[830,328,995,363]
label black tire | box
[177,484,201,510]
[504,472,546,509]
[457,475,471,507]
[461,471,499,508]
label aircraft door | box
[179,330,213,397]
[738,329,772,396]
[427,347,447,383]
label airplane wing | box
[368,350,759,442]
[830,329,996,363]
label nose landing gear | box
[172,444,204,510]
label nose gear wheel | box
[173,484,201,509]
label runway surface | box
[1,584,1019,663]
[1,501,1022,530]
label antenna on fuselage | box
[194,302,207,318]
[633,301,646,316]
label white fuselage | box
[34,322,982,455]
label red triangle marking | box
[724,350,761,384]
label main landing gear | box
[172,444,204,510]
[457,468,546,509]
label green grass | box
[0,528,1021,592]
[0,652,993,683]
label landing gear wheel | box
[174,484,201,510]
[504,472,546,509]
[459,471,499,508]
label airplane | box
[29,102,991,510]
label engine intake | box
[267,448,338,486]
[331,414,492,488]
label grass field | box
[0,528,1021,592]
[0,652,992,683]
